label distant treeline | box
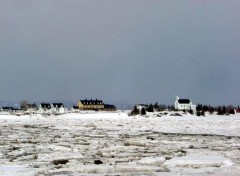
[129,102,239,116]
[129,103,175,116]
[195,104,237,116]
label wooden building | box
[77,99,104,111]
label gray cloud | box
[0,0,239,105]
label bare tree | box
[20,100,29,110]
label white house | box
[0,107,12,115]
[175,96,196,111]
[52,103,68,114]
[71,106,80,113]
[38,103,54,114]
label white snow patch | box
[0,112,239,175]
[0,165,35,176]
[165,155,233,167]
[136,156,166,166]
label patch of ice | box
[0,165,36,176]
[164,155,233,169]
[136,156,166,166]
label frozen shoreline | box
[0,112,240,175]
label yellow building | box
[77,99,104,110]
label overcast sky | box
[0,0,239,106]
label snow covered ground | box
[0,111,240,175]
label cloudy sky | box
[0,0,239,106]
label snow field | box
[0,111,239,175]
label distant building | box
[52,103,68,114]
[11,107,24,116]
[71,106,80,113]
[0,107,24,115]
[1,107,12,111]
[77,99,104,110]
[104,104,117,111]
[175,96,196,111]
[0,107,12,114]
[24,103,38,114]
[39,103,53,114]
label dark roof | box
[2,107,23,111]
[137,104,148,106]
[52,103,64,108]
[104,104,116,109]
[11,107,23,111]
[178,99,190,104]
[80,99,104,105]
[1,107,12,110]
[72,106,79,109]
[40,103,51,109]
